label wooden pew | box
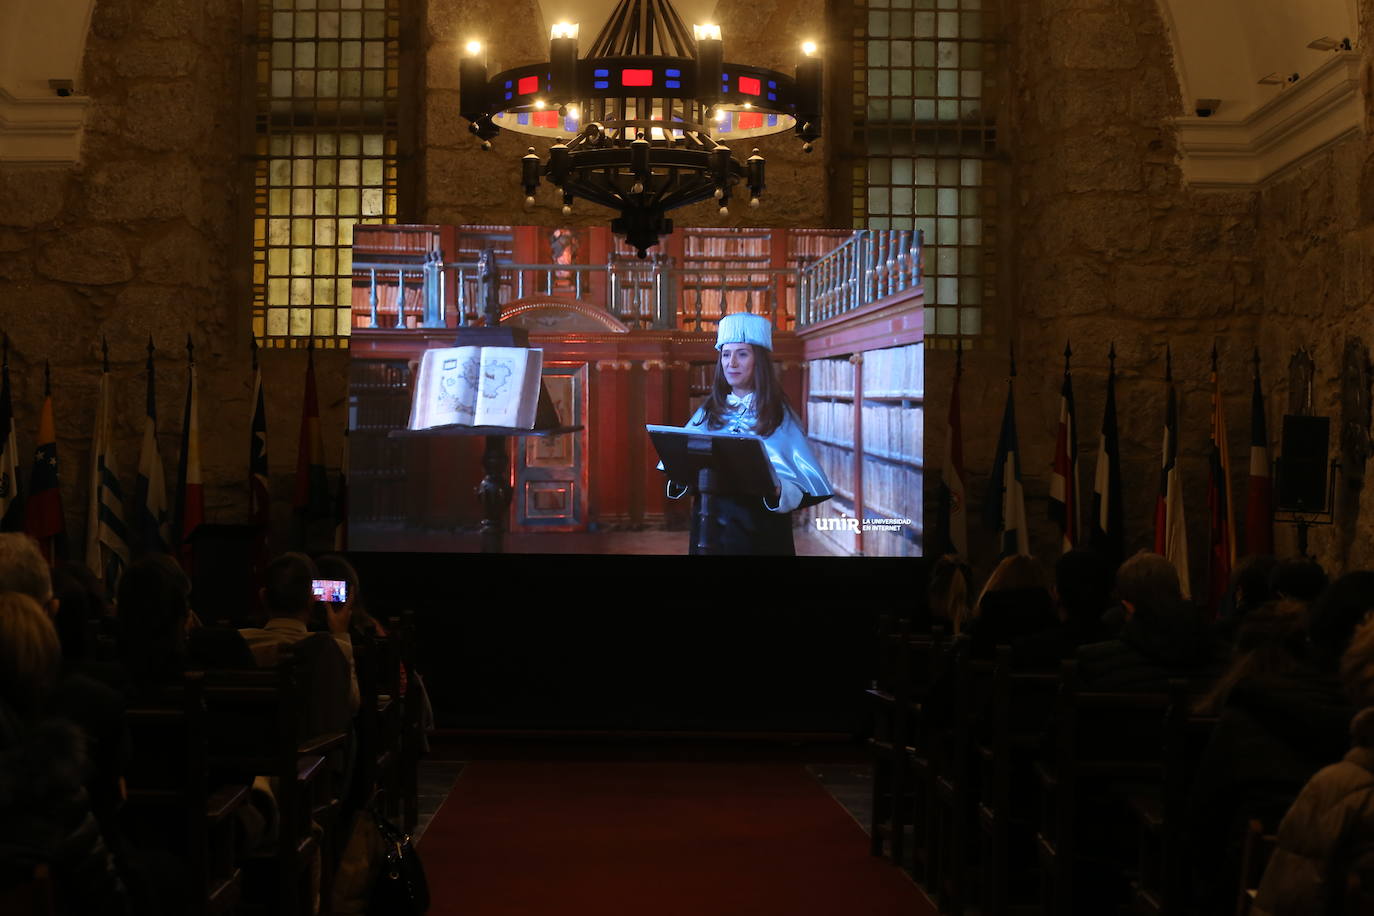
[1127,708,1216,916]
[1033,661,1186,916]
[121,670,249,916]
[976,648,1059,916]
[394,610,425,834]
[928,637,996,914]
[1234,819,1277,916]
[864,617,918,863]
[203,640,350,916]
[352,627,403,819]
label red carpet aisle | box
[419,761,932,915]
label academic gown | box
[664,393,833,555]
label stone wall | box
[926,0,1269,584]
[1249,0,1374,574]
[0,0,276,556]
[928,0,1374,584]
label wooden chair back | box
[122,671,247,916]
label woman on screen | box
[664,313,833,555]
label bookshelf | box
[804,342,923,557]
[664,228,854,331]
[347,358,413,524]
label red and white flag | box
[938,342,967,556]
[174,336,204,573]
[1049,343,1079,553]
[1207,345,1235,616]
[1153,347,1189,597]
[1246,350,1274,556]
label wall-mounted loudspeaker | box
[1277,415,1330,512]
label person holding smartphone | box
[662,313,833,555]
[239,552,359,713]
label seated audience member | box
[1077,550,1219,691]
[0,592,129,915]
[1307,572,1374,673]
[1252,616,1374,915]
[115,555,252,691]
[50,562,126,698]
[239,552,358,713]
[1012,548,1112,669]
[51,561,115,661]
[1269,558,1328,604]
[925,553,973,635]
[317,553,407,697]
[963,554,1056,658]
[0,534,128,845]
[1215,554,1278,647]
[1187,600,1355,910]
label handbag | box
[367,808,430,915]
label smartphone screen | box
[312,578,348,604]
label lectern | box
[389,249,581,552]
[648,424,780,555]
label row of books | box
[861,404,922,462]
[862,344,923,398]
[864,526,921,557]
[806,400,858,446]
[787,230,856,260]
[682,230,773,259]
[811,442,855,499]
[808,357,856,397]
[862,458,922,522]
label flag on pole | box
[1049,342,1080,553]
[134,336,170,554]
[1246,349,1274,557]
[86,339,130,587]
[1090,344,1124,569]
[1153,346,1190,597]
[983,345,1029,557]
[174,335,204,574]
[249,337,270,578]
[0,335,22,531]
[936,339,967,556]
[333,426,349,551]
[291,341,330,549]
[24,362,67,565]
[1207,344,1236,615]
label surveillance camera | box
[48,79,74,97]
[1194,98,1220,118]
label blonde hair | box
[0,591,62,720]
[974,555,1049,614]
[928,554,973,634]
[1194,599,1309,715]
[0,532,53,604]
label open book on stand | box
[409,346,545,429]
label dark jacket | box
[966,587,1057,659]
[0,712,128,914]
[1187,665,1356,909]
[1011,617,1107,670]
[1077,600,1220,692]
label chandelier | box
[459,0,822,256]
